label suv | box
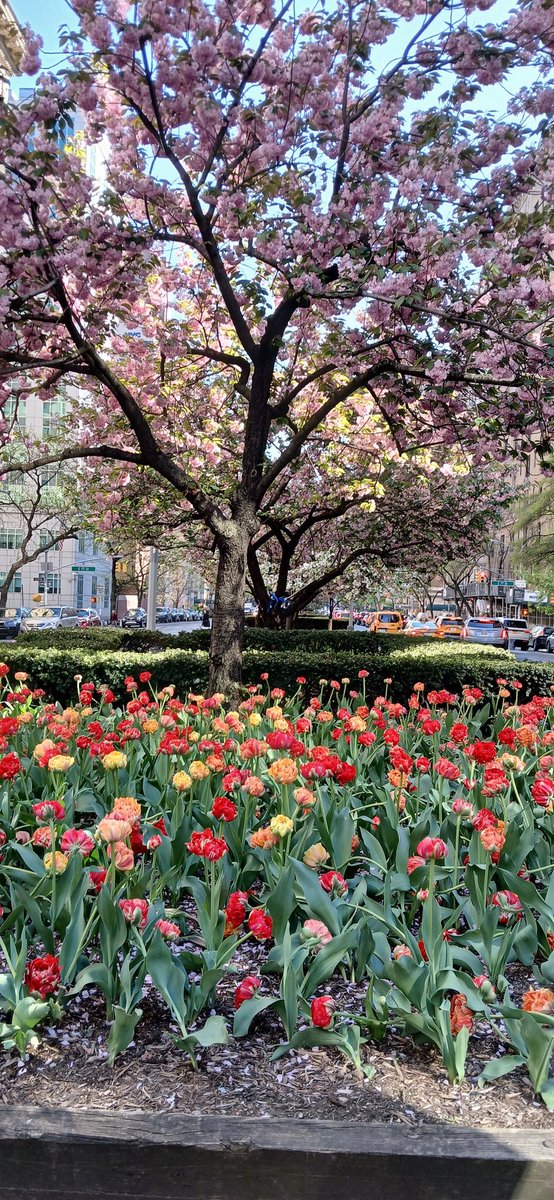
[21,606,81,632]
[530,625,554,651]
[0,606,30,638]
[461,617,509,648]
[368,611,405,633]
[120,607,147,627]
[500,618,531,650]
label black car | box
[0,606,30,638]
[120,607,147,628]
[156,607,171,623]
[530,625,554,651]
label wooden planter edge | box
[0,1105,553,1200]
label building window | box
[0,572,22,593]
[0,529,24,549]
[525,457,531,478]
[42,398,66,439]
[40,468,59,489]
[0,470,25,493]
[38,573,60,596]
[3,397,26,433]
[78,531,87,554]
[76,574,84,607]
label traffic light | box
[475,570,488,583]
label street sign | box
[71,566,95,573]
[492,580,514,587]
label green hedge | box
[245,615,351,630]
[16,626,408,655]
[3,641,553,705]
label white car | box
[500,618,531,650]
[20,606,81,631]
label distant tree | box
[0,468,79,608]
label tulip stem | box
[49,820,57,930]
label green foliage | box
[3,640,553,704]
[17,625,406,654]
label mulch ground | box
[2,954,553,1128]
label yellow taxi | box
[435,615,465,638]
[368,610,405,634]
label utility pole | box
[146,546,159,631]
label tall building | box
[0,0,24,101]
[0,391,113,617]
[0,81,113,618]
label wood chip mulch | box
[2,958,553,1129]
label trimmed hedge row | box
[3,641,553,705]
[245,614,351,629]
[17,627,408,655]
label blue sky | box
[12,0,532,116]
[14,0,75,47]
[13,0,77,86]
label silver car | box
[500,618,531,650]
[20,605,81,632]
[461,617,509,648]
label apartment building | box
[0,0,24,101]
[0,71,113,618]
[0,391,113,616]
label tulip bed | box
[0,664,554,1111]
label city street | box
[155,621,554,664]
[155,620,204,634]
[512,648,554,663]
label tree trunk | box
[0,563,18,610]
[209,530,250,695]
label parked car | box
[120,607,147,628]
[0,606,30,638]
[461,617,509,648]
[529,625,554,651]
[77,608,103,628]
[20,606,81,632]
[500,618,531,650]
[156,607,171,623]
[367,610,405,633]
[435,615,465,638]
[546,630,554,654]
[403,619,439,637]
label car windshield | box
[505,620,527,629]
[0,609,18,618]
[29,607,61,618]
